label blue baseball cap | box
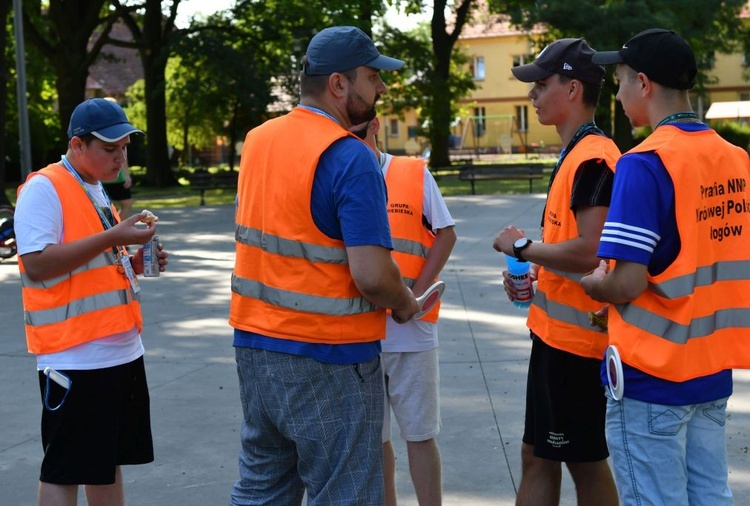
[67,98,143,142]
[303,26,404,76]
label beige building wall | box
[705,51,750,104]
[459,29,560,153]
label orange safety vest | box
[18,164,143,355]
[385,156,440,323]
[229,107,386,344]
[527,134,620,359]
[610,126,750,381]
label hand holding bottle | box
[504,255,535,309]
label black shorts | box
[103,181,132,201]
[37,356,154,485]
[522,333,609,462]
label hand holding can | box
[142,234,160,277]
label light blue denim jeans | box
[606,394,733,506]
[230,347,384,506]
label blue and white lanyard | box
[60,155,117,230]
[297,104,340,124]
[60,155,127,262]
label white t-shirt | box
[381,154,455,353]
[15,171,144,371]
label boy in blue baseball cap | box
[14,97,167,505]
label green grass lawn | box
[4,162,553,209]
[431,170,551,197]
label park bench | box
[187,170,239,206]
[458,162,545,195]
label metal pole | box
[13,0,32,179]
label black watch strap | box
[513,239,532,262]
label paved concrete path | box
[2,195,750,505]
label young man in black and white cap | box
[493,38,620,505]
[582,28,750,505]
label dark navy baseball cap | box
[303,26,404,76]
[512,38,605,85]
[67,98,143,142]
[592,29,696,90]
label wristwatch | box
[512,238,533,262]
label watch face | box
[514,238,530,249]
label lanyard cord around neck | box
[540,121,604,228]
[60,154,121,248]
[655,111,700,129]
[297,104,339,124]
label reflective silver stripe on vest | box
[24,287,132,327]
[531,289,592,330]
[649,260,750,299]
[616,303,750,344]
[235,225,348,264]
[544,267,584,283]
[392,238,429,259]
[231,274,379,315]
[20,253,114,289]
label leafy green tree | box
[165,56,222,164]
[170,11,282,170]
[4,1,60,191]
[21,0,118,142]
[111,0,184,186]
[231,0,388,108]
[384,0,478,167]
[377,20,475,156]
[494,0,749,150]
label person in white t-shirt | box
[352,117,456,506]
[14,98,168,506]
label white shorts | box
[382,348,441,443]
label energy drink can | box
[143,235,160,277]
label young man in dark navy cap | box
[582,28,750,506]
[493,38,620,505]
[14,97,167,505]
[229,26,418,505]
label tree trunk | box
[55,66,89,145]
[139,0,176,186]
[142,56,174,186]
[181,115,189,166]
[428,0,474,169]
[31,1,109,143]
[429,70,453,168]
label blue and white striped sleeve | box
[598,152,675,266]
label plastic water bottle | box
[505,254,534,309]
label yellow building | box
[381,7,750,155]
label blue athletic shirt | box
[233,108,393,364]
[598,122,732,405]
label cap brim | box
[511,63,553,83]
[591,50,624,65]
[91,124,143,143]
[366,54,405,71]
